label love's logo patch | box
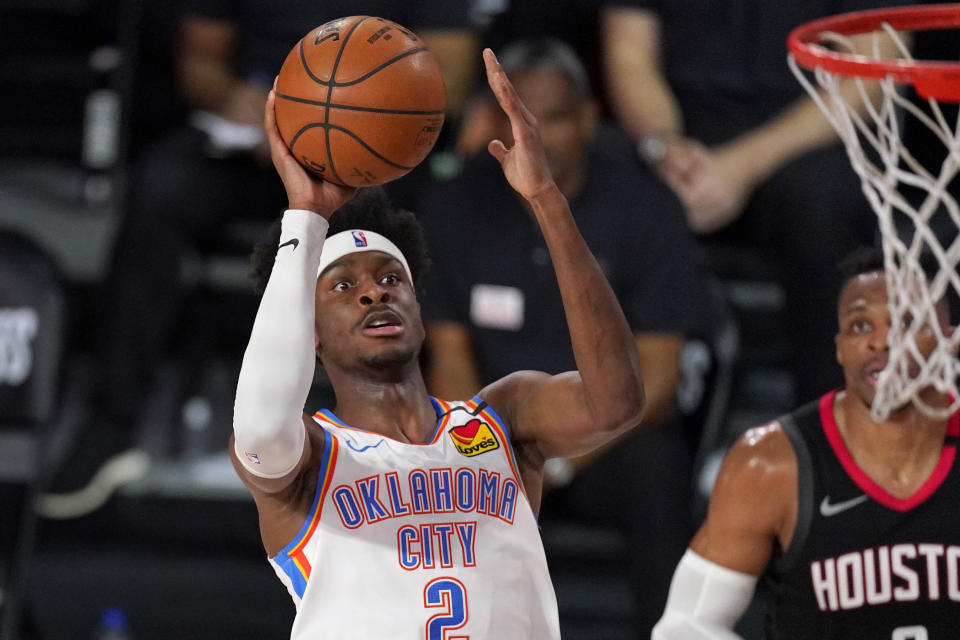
[449,418,500,457]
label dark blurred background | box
[0,2,295,638]
[1,1,955,639]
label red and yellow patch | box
[448,418,500,457]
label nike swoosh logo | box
[346,438,384,453]
[819,494,869,517]
[279,238,300,252]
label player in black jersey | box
[653,246,960,639]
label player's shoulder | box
[698,420,800,545]
[734,420,796,457]
[715,420,798,499]
[478,368,552,405]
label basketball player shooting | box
[229,48,645,638]
[653,246,960,639]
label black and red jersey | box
[764,390,960,639]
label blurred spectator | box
[601,1,904,405]
[38,0,478,518]
[457,0,630,157]
[418,38,710,637]
[469,0,608,97]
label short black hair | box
[838,244,946,287]
[250,187,430,296]
[838,245,884,286]
[838,244,956,321]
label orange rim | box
[787,3,960,101]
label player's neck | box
[331,371,439,444]
[835,390,950,496]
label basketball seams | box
[285,48,436,90]
[275,93,444,116]
[329,48,433,87]
[297,16,418,183]
[291,30,349,184]
[297,39,331,88]
[290,123,416,171]
[277,15,445,186]
[323,16,369,185]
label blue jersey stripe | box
[270,424,336,597]
[273,553,309,599]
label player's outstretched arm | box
[653,424,796,639]
[231,88,356,495]
[478,48,645,460]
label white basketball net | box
[789,25,960,421]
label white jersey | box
[268,396,561,640]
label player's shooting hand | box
[483,49,556,201]
[264,86,357,218]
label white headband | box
[317,229,412,282]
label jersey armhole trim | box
[270,423,339,597]
[429,396,455,443]
[772,412,813,575]
[468,395,525,493]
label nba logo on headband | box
[317,229,413,283]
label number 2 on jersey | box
[424,577,468,639]
[892,626,928,640]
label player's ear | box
[835,333,844,366]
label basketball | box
[274,16,446,187]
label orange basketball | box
[274,16,446,187]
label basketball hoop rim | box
[787,3,960,101]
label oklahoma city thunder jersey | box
[764,390,960,639]
[268,396,560,640]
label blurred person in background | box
[601,1,906,406]
[457,0,647,158]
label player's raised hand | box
[483,48,556,201]
[264,84,357,218]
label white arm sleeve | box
[651,550,758,640]
[233,209,328,478]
